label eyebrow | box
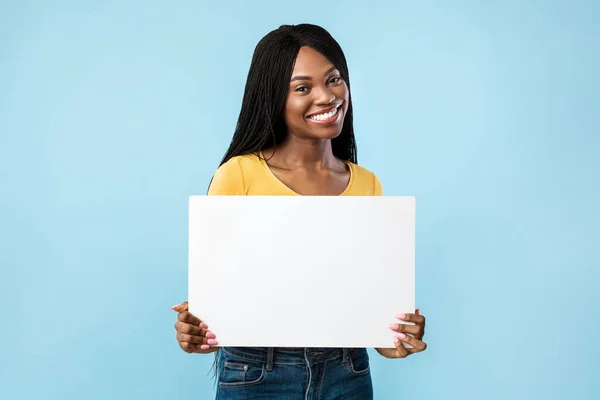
[291,66,338,82]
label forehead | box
[292,46,336,76]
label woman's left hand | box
[376,309,427,359]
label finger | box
[415,327,425,341]
[177,332,219,345]
[396,313,425,326]
[414,309,426,335]
[180,340,220,353]
[174,321,215,338]
[407,345,426,355]
[393,335,409,358]
[173,302,210,329]
[178,310,202,326]
[171,301,189,312]
[179,341,205,353]
[388,323,423,336]
[397,332,427,353]
[404,324,424,340]
[177,333,208,345]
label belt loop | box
[266,347,274,371]
[342,348,349,363]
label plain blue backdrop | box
[1,0,599,399]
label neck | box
[268,136,336,168]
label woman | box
[172,24,427,399]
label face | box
[283,46,350,140]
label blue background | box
[1,0,598,399]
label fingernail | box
[416,309,421,315]
[200,344,210,350]
[393,336,400,343]
[207,339,218,345]
[171,304,180,310]
[199,322,208,329]
[388,323,399,330]
[205,332,216,339]
[395,313,406,320]
[397,332,406,339]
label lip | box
[306,104,343,126]
[306,103,342,118]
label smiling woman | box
[171,23,427,399]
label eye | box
[295,86,310,93]
[329,76,342,84]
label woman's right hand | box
[172,301,219,354]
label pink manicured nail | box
[200,344,210,350]
[397,332,406,339]
[199,322,209,329]
[205,332,216,339]
[171,304,180,310]
[388,323,399,330]
[393,336,400,343]
[395,313,406,320]
[416,308,421,314]
[207,339,218,345]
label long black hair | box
[218,23,357,167]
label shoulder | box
[207,153,262,195]
[347,162,383,196]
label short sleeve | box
[207,157,245,195]
[373,173,383,196]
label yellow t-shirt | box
[207,153,383,196]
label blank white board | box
[188,196,415,348]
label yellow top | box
[207,153,383,196]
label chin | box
[303,114,346,140]
[306,129,342,140]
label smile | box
[307,104,342,124]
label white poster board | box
[188,196,415,348]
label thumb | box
[171,301,189,312]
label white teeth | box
[309,106,339,121]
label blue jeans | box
[216,347,373,399]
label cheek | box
[334,84,350,104]
[285,99,309,123]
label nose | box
[314,85,335,105]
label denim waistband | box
[221,347,361,369]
